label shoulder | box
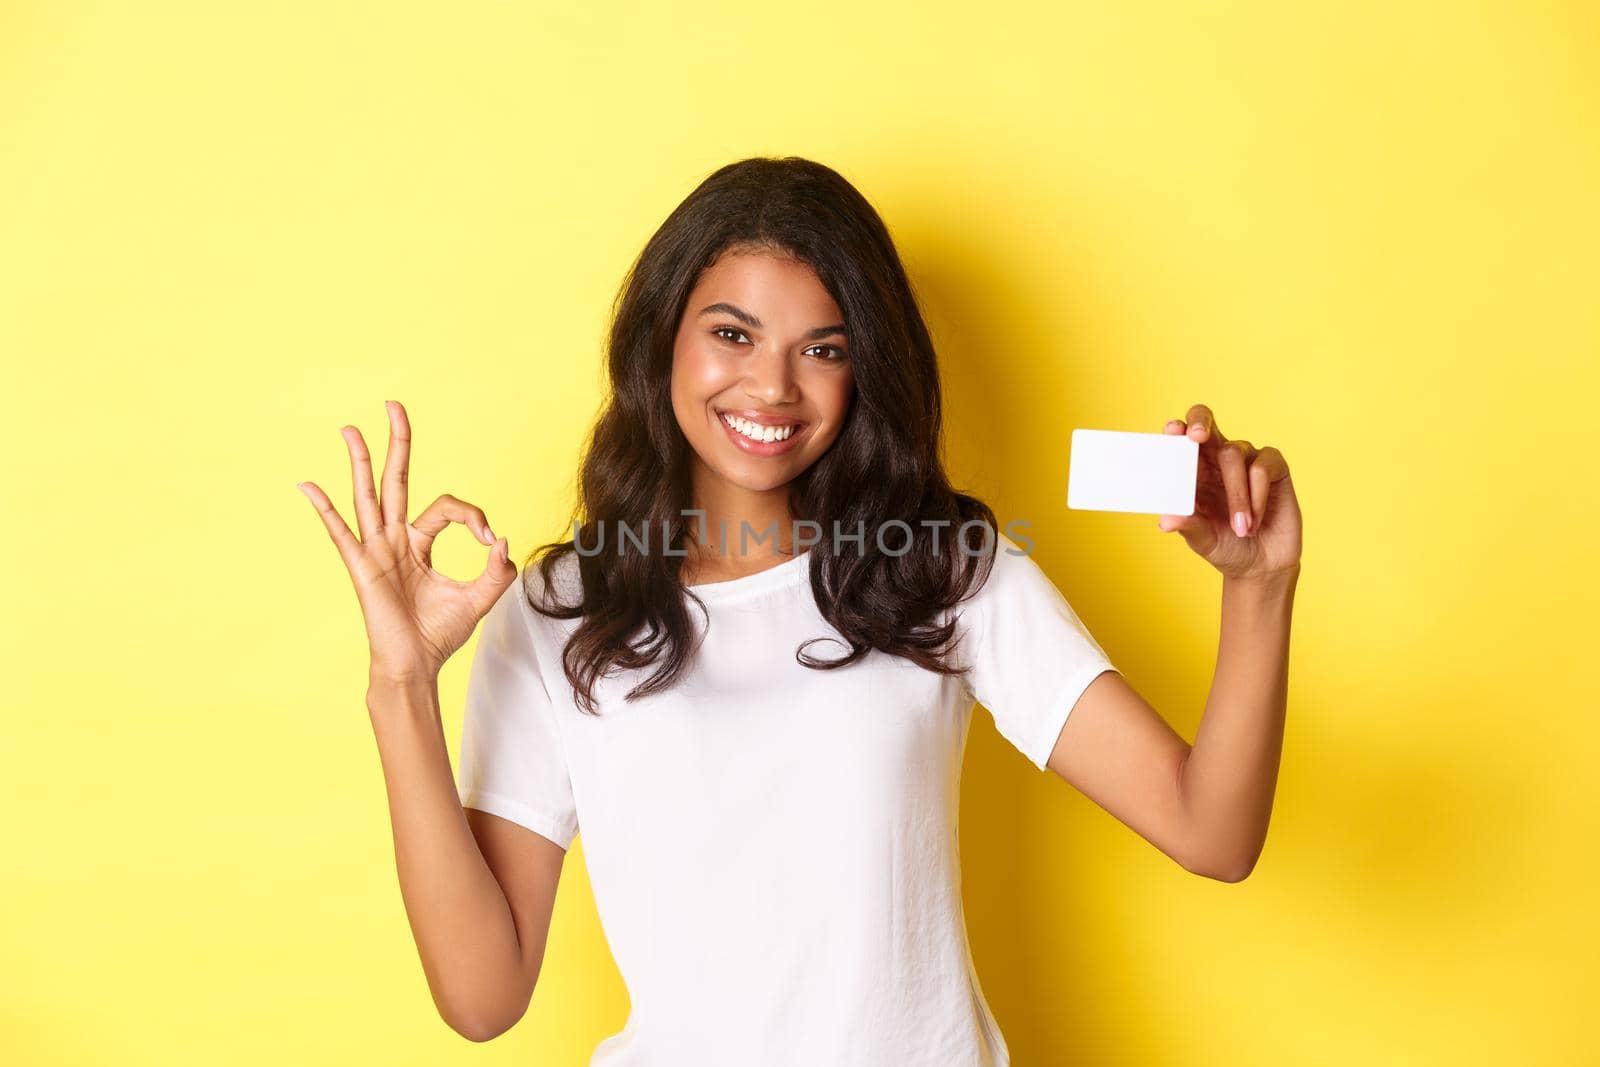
[958,531,1038,606]
[950,530,1078,640]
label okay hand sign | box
[298,401,518,685]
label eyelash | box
[711,325,848,362]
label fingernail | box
[1233,511,1249,537]
[483,526,496,544]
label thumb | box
[469,537,518,601]
[1157,512,1202,534]
[1159,511,1218,555]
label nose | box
[743,346,800,406]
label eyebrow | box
[696,302,848,341]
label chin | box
[722,466,796,492]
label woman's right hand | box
[298,400,518,686]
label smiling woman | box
[301,156,1247,1067]
[458,156,1113,1064]
[479,158,1100,1063]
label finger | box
[297,481,364,571]
[380,400,412,528]
[1257,445,1291,482]
[342,424,383,541]
[1248,453,1272,536]
[1216,439,1255,537]
[1184,403,1226,448]
[1164,418,1187,435]
[412,493,497,553]
[1248,446,1291,530]
[464,536,519,615]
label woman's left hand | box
[1156,403,1302,582]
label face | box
[670,247,856,500]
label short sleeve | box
[457,576,580,850]
[956,534,1120,771]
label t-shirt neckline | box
[682,548,811,603]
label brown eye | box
[712,326,749,344]
[807,345,848,362]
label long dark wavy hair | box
[523,155,1001,714]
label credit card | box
[1067,428,1198,515]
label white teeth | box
[722,413,797,443]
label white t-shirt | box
[456,532,1119,1066]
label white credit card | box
[1067,428,1198,515]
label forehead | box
[688,249,842,320]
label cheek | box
[816,372,855,423]
[673,344,731,399]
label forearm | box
[1177,565,1300,881]
[366,673,532,1039]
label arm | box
[1043,672,1197,874]
[1045,402,1301,882]
[1043,566,1297,882]
[298,400,567,1040]
[1176,566,1298,880]
[367,672,566,1040]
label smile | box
[717,410,807,455]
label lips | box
[716,407,807,429]
[716,408,807,455]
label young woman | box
[298,156,1302,1064]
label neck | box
[686,463,798,563]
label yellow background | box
[4,1,1595,1063]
